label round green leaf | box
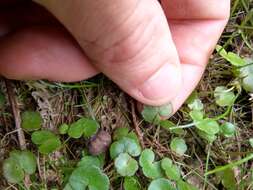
[31,130,56,145]
[110,137,141,159]
[3,158,24,183]
[77,156,102,169]
[10,150,37,175]
[38,137,61,154]
[214,86,235,107]
[115,153,138,177]
[196,118,219,135]
[68,118,87,138]
[59,123,69,135]
[161,158,181,181]
[220,122,236,137]
[68,118,100,139]
[83,119,100,138]
[67,166,109,190]
[239,63,253,92]
[148,178,176,190]
[21,111,42,131]
[170,138,187,156]
[139,149,164,179]
[124,177,141,190]
[189,110,204,122]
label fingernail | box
[138,63,181,102]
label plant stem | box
[205,153,253,176]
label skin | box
[0,0,230,114]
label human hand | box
[0,0,230,115]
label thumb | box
[34,0,182,106]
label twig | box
[5,79,31,188]
[5,79,26,150]
[130,100,144,148]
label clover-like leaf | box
[115,153,138,177]
[214,86,235,107]
[59,123,69,135]
[10,150,37,175]
[161,158,181,181]
[110,137,141,159]
[160,120,185,135]
[68,118,100,138]
[196,118,219,135]
[170,138,187,156]
[32,130,61,154]
[139,149,164,179]
[239,63,253,92]
[216,45,246,67]
[124,177,141,190]
[220,122,236,137]
[141,103,173,125]
[65,165,109,190]
[21,111,42,131]
[3,158,24,183]
[148,178,176,190]
[177,180,198,190]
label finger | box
[34,0,183,106]
[161,0,230,111]
[0,26,98,82]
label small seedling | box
[21,111,42,131]
[139,149,164,179]
[220,122,236,137]
[148,178,175,190]
[114,153,139,177]
[170,138,187,156]
[68,118,100,138]
[123,177,141,190]
[214,86,235,107]
[3,150,37,183]
[32,130,61,154]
